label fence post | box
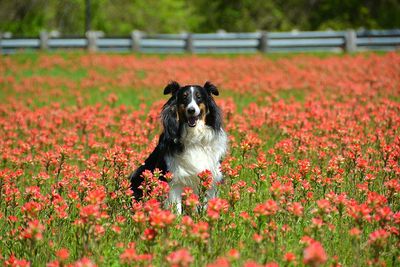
[345,30,357,53]
[131,30,141,52]
[86,31,97,52]
[259,31,269,53]
[185,33,194,53]
[40,31,49,51]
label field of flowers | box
[0,52,399,266]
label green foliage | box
[94,0,200,34]
[0,0,50,35]
[0,0,399,35]
[192,0,293,32]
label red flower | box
[79,204,101,222]
[73,257,97,267]
[21,201,43,218]
[84,187,106,204]
[149,210,176,229]
[298,159,311,175]
[287,202,304,217]
[206,257,230,267]
[190,221,210,243]
[228,248,240,260]
[182,187,200,212]
[4,254,30,267]
[243,260,263,267]
[46,260,60,267]
[349,227,361,238]
[198,170,213,190]
[368,228,390,247]
[56,248,69,261]
[303,241,327,266]
[120,248,137,264]
[253,233,263,243]
[142,228,157,241]
[20,219,45,241]
[316,199,334,214]
[284,252,296,262]
[254,199,278,217]
[166,248,193,267]
[207,198,229,221]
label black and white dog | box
[130,81,228,213]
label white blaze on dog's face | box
[177,85,208,127]
[186,87,201,118]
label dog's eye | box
[195,92,201,100]
[182,93,188,99]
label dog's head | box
[161,81,221,150]
[163,81,219,127]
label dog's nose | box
[187,107,195,115]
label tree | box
[0,0,50,35]
[191,0,292,32]
[93,0,200,34]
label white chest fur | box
[165,121,228,190]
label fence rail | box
[1,29,399,54]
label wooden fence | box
[1,29,399,54]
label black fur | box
[129,81,222,200]
[204,81,219,96]
[128,142,167,200]
[205,94,222,131]
[163,81,180,95]
[160,96,182,153]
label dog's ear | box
[204,81,219,96]
[164,81,180,95]
[161,99,180,148]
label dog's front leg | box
[168,185,183,214]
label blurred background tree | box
[95,0,200,34]
[0,0,399,35]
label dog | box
[129,81,228,213]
